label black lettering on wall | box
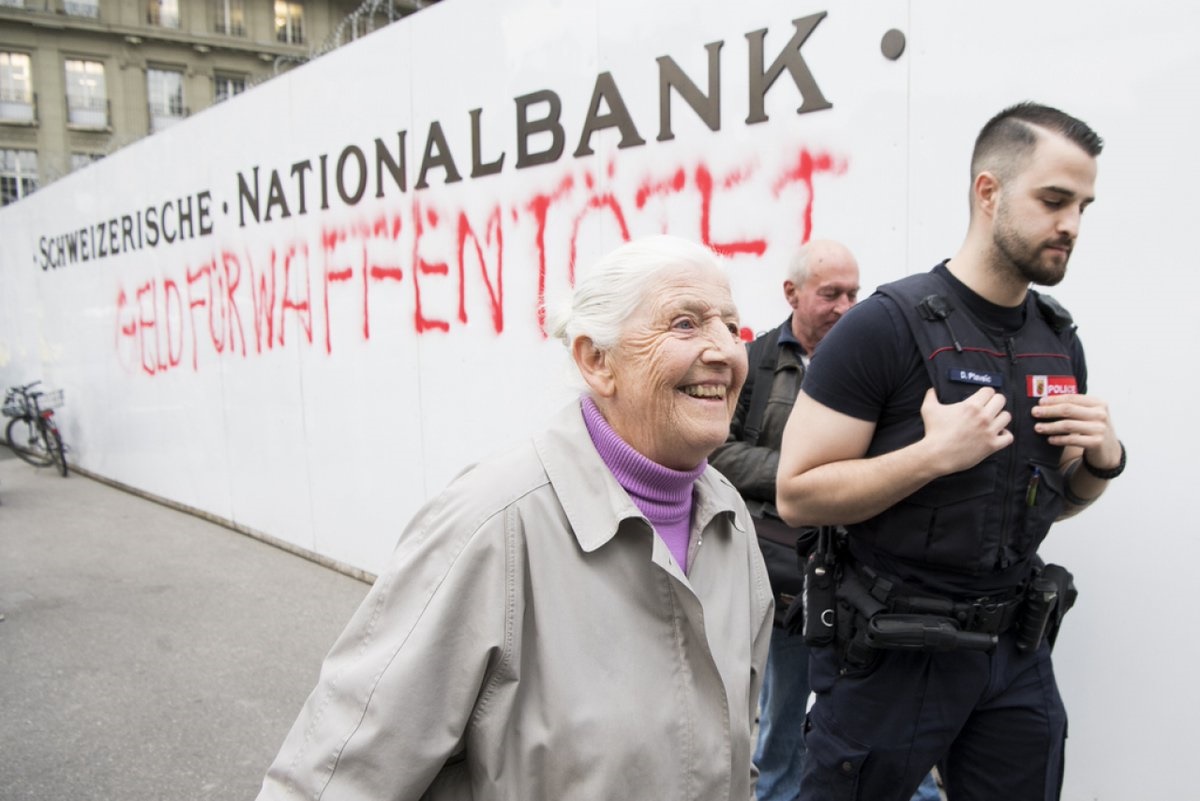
[146,206,160,246]
[177,196,195,240]
[162,200,176,243]
[574,72,647,157]
[122,214,136,251]
[237,167,260,228]
[657,40,724,141]
[197,191,213,236]
[745,12,832,125]
[291,160,313,214]
[515,90,565,169]
[375,132,408,198]
[470,109,505,178]
[319,154,331,211]
[337,145,368,205]
[265,171,291,221]
[415,122,464,189]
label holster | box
[1016,561,1078,652]
[836,568,997,656]
[781,526,839,645]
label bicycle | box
[3,381,68,477]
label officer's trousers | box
[797,633,1067,801]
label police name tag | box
[1027,375,1078,397]
[948,368,1003,388]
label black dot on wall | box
[881,29,906,61]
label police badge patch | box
[1026,375,1078,397]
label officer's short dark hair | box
[970,102,1104,184]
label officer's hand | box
[919,387,1013,474]
[1032,393,1121,468]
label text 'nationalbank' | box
[235,14,832,228]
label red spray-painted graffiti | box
[114,147,846,376]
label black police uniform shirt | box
[801,262,1088,598]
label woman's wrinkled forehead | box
[635,263,737,320]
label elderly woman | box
[257,235,773,801]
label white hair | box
[786,245,813,286]
[546,235,724,351]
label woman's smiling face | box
[602,263,747,470]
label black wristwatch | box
[1082,441,1126,480]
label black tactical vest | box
[853,270,1080,582]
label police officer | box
[776,102,1124,800]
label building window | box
[70,152,104,172]
[148,0,181,28]
[65,59,108,128]
[275,1,305,45]
[0,0,26,8]
[0,52,34,124]
[147,68,185,132]
[64,0,100,18]
[213,73,245,103]
[1,148,37,205]
[213,0,245,36]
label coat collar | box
[532,399,747,555]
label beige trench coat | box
[257,400,774,801]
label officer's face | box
[991,132,1097,287]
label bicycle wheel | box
[46,424,68,477]
[5,417,55,467]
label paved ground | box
[0,448,372,801]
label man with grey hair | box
[778,102,1123,800]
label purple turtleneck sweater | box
[581,397,705,574]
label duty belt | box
[854,563,1025,630]
[837,564,1027,653]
